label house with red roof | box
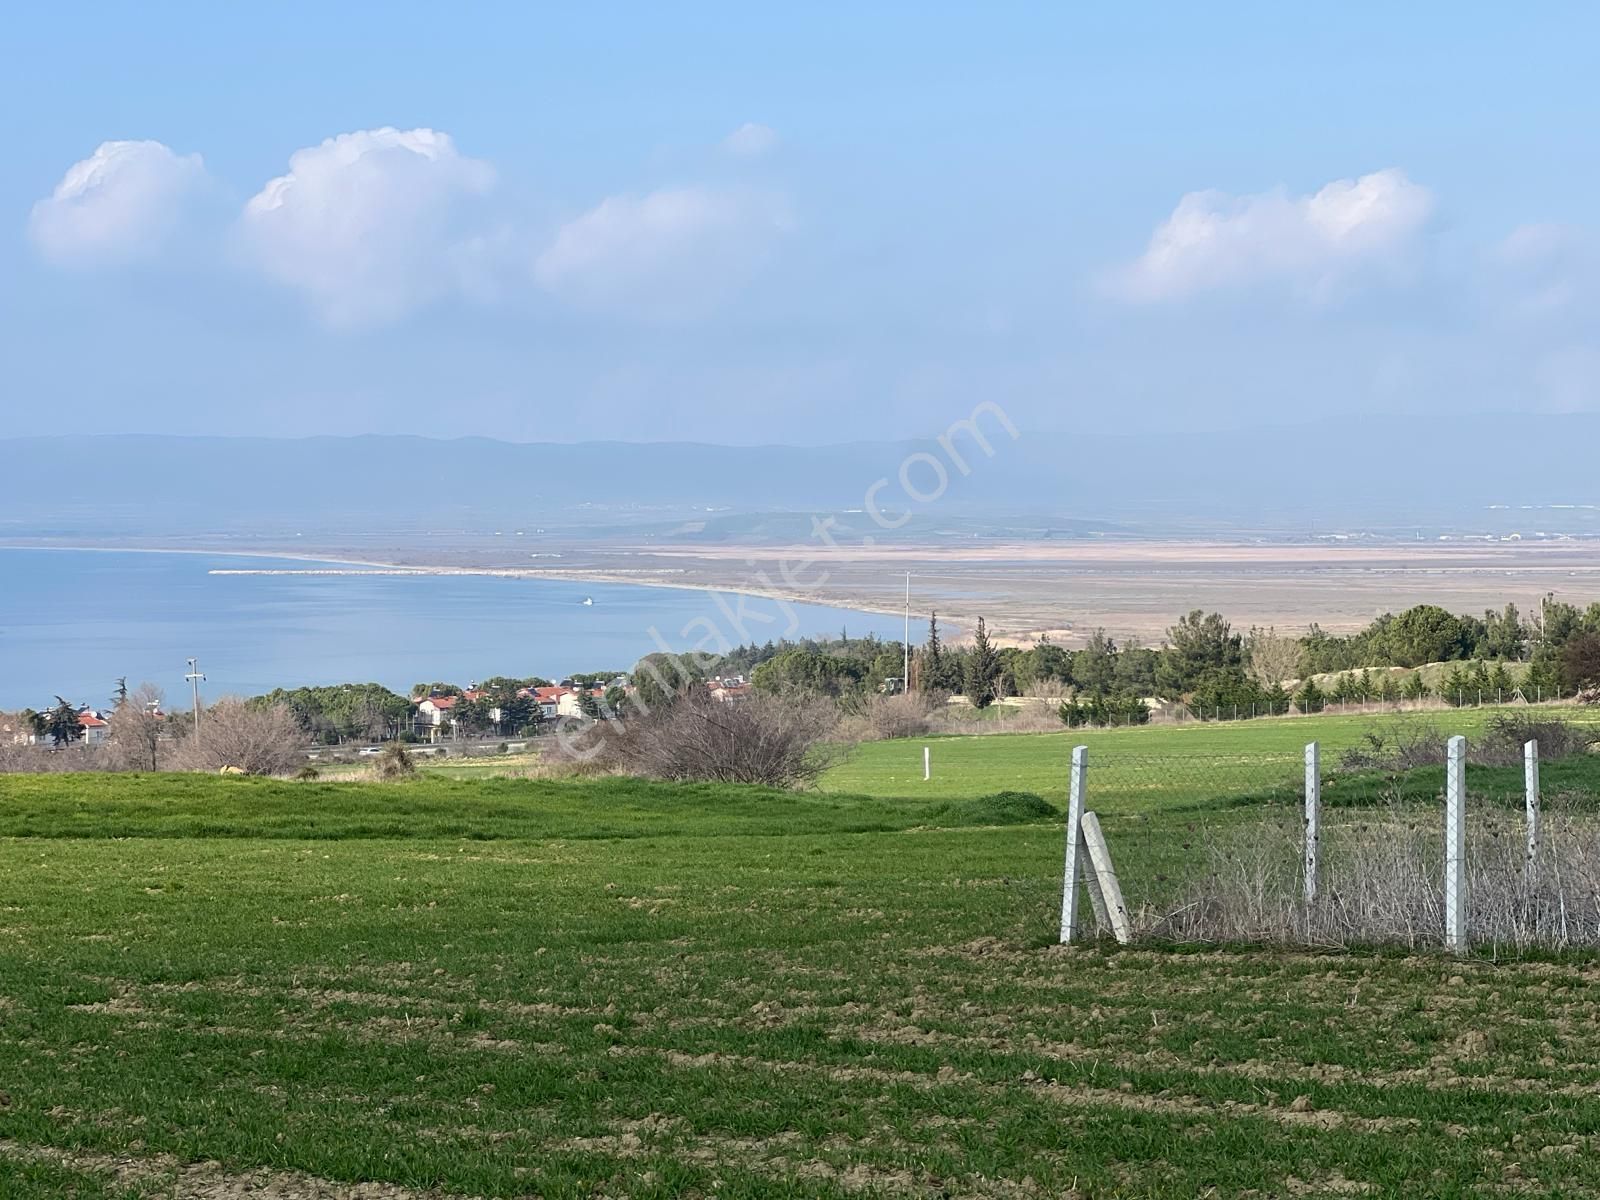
[76,709,110,747]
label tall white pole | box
[923,745,930,781]
[1445,734,1468,954]
[1304,741,1320,908]
[1525,738,1540,881]
[1060,745,1089,942]
[902,572,911,694]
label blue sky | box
[5,3,1597,442]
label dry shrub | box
[371,740,416,781]
[579,690,839,788]
[1341,715,1594,775]
[170,700,306,777]
[845,691,941,742]
[1338,720,1447,772]
[0,743,114,774]
[929,701,1062,736]
[1145,808,1600,953]
[1477,714,1596,765]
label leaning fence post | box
[1059,745,1089,943]
[1080,811,1133,944]
[1304,742,1320,907]
[1445,734,1468,954]
[1525,738,1540,881]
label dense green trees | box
[254,683,411,744]
[632,653,709,710]
[752,648,866,698]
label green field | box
[824,705,1600,810]
[5,716,1600,1197]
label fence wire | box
[1064,740,1600,955]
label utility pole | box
[902,572,911,695]
[185,657,206,737]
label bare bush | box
[1145,809,1600,952]
[1340,715,1595,774]
[1338,720,1447,772]
[107,683,167,772]
[1477,714,1596,765]
[170,700,307,777]
[584,690,839,787]
[0,743,114,773]
[371,740,416,781]
[847,691,941,742]
[930,701,1062,735]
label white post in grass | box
[1304,741,1321,908]
[1445,734,1468,954]
[924,745,931,782]
[1080,811,1132,944]
[1524,738,1540,881]
[1059,745,1089,943]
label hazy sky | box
[6,3,1598,442]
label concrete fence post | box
[1445,734,1468,954]
[1059,745,1089,943]
[1304,742,1320,908]
[1525,738,1540,881]
[1080,811,1133,944]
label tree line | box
[681,596,1600,728]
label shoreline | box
[0,542,929,631]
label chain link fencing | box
[1061,734,1600,954]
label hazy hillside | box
[4,416,1600,539]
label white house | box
[77,710,110,747]
[414,695,459,736]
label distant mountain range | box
[4,417,1599,540]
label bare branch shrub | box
[844,691,941,742]
[1338,720,1447,772]
[1476,714,1596,765]
[107,683,167,772]
[586,690,839,787]
[929,701,1062,735]
[372,740,416,781]
[0,743,114,773]
[1144,806,1600,953]
[170,700,307,777]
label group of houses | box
[3,706,114,747]
[411,680,620,736]
[411,673,753,737]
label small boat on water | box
[581,596,594,606]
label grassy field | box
[823,705,1600,809]
[6,718,1600,1196]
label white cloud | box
[238,127,497,327]
[1110,168,1435,302]
[722,122,779,157]
[1489,223,1596,319]
[534,186,792,318]
[29,140,208,265]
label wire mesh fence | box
[1062,735,1600,955]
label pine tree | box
[44,697,83,746]
[920,613,945,693]
[1294,678,1326,714]
[963,617,1000,710]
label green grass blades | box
[4,745,1600,1196]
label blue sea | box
[0,549,907,710]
